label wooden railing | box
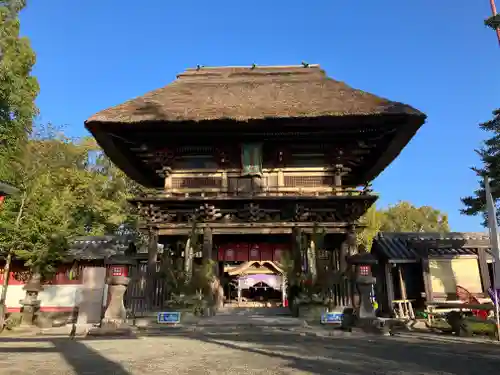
[163,169,368,197]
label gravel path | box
[1,328,500,374]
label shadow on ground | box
[0,336,134,375]
[1,328,500,374]
[174,327,500,374]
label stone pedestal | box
[101,275,129,328]
[87,275,134,337]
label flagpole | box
[489,0,500,46]
[484,175,500,340]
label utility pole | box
[485,0,500,46]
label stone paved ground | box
[198,306,304,327]
[1,327,500,374]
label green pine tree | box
[461,109,500,225]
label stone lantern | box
[347,252,378,320]
[19,273,43,327]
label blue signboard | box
[157,312,181,324]
[321,312,343,325]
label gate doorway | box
[124,261,168,317]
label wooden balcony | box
[164,169,366,197]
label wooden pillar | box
[184,237,193,283]
[288,227,303,310]
[384,263,395,313]
[237,278,242,305]
[292,227,303,276]
[282,276,287,306]
[346,226,358,308]
[478,248,491,293]
[339,237,347,277]
[307,237,317,284]
[202,227,213,261]
[421,258,433,303]
[203,226,214,297]
[397,265,409,317]
[398,265,407,300]
[146,229,158,311]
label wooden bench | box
[425,302,495,330]
[392,299,415,320]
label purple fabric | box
[488,287,500,306]
[239,274,282,290]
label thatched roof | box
[85,65,424,125]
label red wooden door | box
[225,246,236,261]
[259,243,273,261]
[249,244,261,261]
[217,246,226,261]
[234,243,249,261]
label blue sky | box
[20,0,500,231]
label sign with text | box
[157,312,181,324]
[321,312,343,325]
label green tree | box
[0,130,78,327]
[357,201,450,251]
[68,137,146,235]
[0,0,39,155]
[461,109,500,225]
[379,201,450,233]
[0,128,146,328]
[0,132,144,279]
[357,203,383,251]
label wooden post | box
[307,237,317,284]
[146,229,158,311]
[478,248,491,293]
[421,258,433,304]
[202,227,215,303]
[346,226,358,308]
[184,237,193,283]
[397,265,409,318]
[489,0,500,46]
[237,278,242,305]
[383,263,395,314]
[292,227,303,276]
[398,265,407,300]
[202,227,213,260]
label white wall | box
[0,284,83,310]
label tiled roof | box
[372,232,490,263]
[67,235,136,260]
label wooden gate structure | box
[85,64,427,313]
[124,261,169,317]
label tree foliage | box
[0,127,143,278]
[0,0,39,153]
[379,201,450,233]
[461,109,500,226]
[356,204,383,251]
[358,201,450,251]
